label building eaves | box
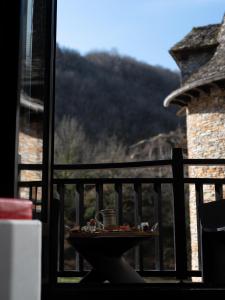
[164,15,225,107]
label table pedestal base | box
[81,256,145,284]
[67,233,155,284]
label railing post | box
[172,148,187,280]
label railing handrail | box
[52,177,173,184]
[18,181,43,187]
[18,157,225,172]
[17,177,225,187]
[54,160,172,170]
[183,158,225,165]
[18,160,171,171]
[18,164,43,171]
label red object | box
[119,225,131,231]
[90,219,96,226]
[0,198,32,220]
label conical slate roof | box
[164,15,225,107]
[170,24,220,54]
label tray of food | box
[69,224,158,238]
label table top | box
[69,230,158,239]
[67,230,158,258]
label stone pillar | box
[186,87,225,271]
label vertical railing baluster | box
[134,183,142,225]
[34,186,38,214]
[29,186,32,200]
[115,183,123,225]
[96,183,104,214]
[57,183,65,273]
[34,187,37,219]
[32,187,38,219]
[76,183,85,272]
[154,183,164,271]
[94,183,104,274]
[172,148,187,281]
[215,183,223,201]
[76,184,85,226]
[195,183,203,206]
[35,186,40,219]
[195,183,204,272]
[134,183,143,272]
[29,187,34,218]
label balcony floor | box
[43,283,225,299]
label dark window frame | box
[0,0,57,286]
[0,1,22,197]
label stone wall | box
[18,120,43,199]
[186,87,225,271]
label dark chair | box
[199,200,225,231]
[198,200,225,285]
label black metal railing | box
[17,148,225,283]
[54,177,173,277]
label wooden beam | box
[214,80,225,91]
[195,85,211,95]
[172,99,187,106]
[182,92,194,100]
[176,94,191,102]
[176,107,186,117]
[185,89,200,98]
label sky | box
[57,0,225,70]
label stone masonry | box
[18,121,43,199]
[187,87,225,270]
[164,15,225,275]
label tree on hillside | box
[55,46,181,145]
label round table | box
[67,231,157,284]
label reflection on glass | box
[18,0,46,201]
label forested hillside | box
[55,46,181,146]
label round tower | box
[164,15,225,272]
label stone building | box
[19,92,43,181]
[18,88,43,202]
[129,127,186,161]
[164,15,225,271]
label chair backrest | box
[198,200,225,231]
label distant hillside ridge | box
[55,46,181,145]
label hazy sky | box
[57,0,225,70]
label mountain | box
[55,46,181,145]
